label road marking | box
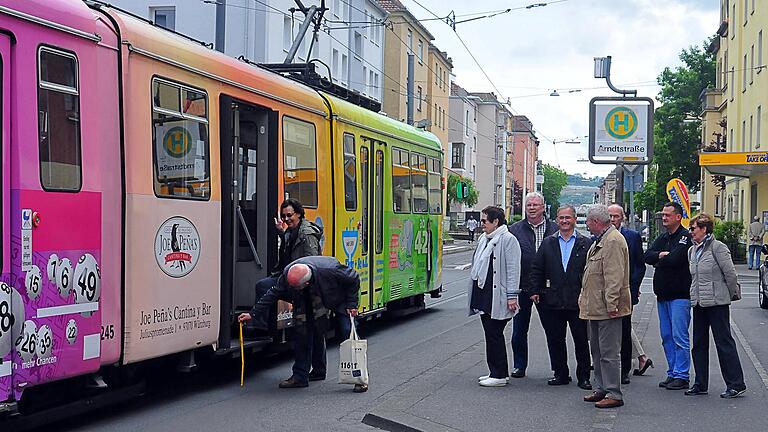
[731,318,768,391]
[453,263,472,270]
[443,245,465,252]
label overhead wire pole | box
[215,0,226,52]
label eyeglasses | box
[281,212,295,220]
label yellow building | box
[700,0,767,239]
[427,43,453,162]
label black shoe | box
[577,380,593,390]
[659,376,674,388]
[633,358,654,376]
[547,376,572,386]
[684,385,708,395]
[278,377,308,388]
[665,378,689,390]
[353,384,369,393]
[621,374,631,385]
[510,368,526,378]
[720,388,746,398]
[308,371,326,381]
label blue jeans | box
[292,305,354,384]
[749,245,762,269]
[511,295,534,370]
[657,299,691,380]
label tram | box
[0,0,443,417]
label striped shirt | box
[529,219,547,251]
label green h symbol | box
[613,112,630,132]
[169,132,185,153]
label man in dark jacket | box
[239,256,363,392]
[253,198,323,305]
[507,192,558,378]
[609,204,649,384]
[530,205,593,390]
[643,202,692,391]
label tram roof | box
[98,3,329,116]
[323,95,443,153]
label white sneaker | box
[478,375,510,381]
[479,377,508,387]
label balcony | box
[716,19,728,38]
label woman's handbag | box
[338,316,369,386]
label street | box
[45,247,768,432]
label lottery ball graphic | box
[47,254,59,283]
[24,265,42,301]
[0,284,25,358]
[66,319,78,345]
[56,258,73,299]
[74,254,101,305]
[36,324,53,359]
[15,319,38,362]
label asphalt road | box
[26,250,768,431]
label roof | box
[379,0,435,41]
[428,43,453,68]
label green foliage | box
[542,163,568,210]
[714,220,744,245]
[447,174,478,207]
[647,41,715,209]
[510,214,523,223]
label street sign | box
[588,97,654,165]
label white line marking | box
[37,302,99,318]
[731,318,768,391]
[453,263,472,270]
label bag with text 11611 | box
[338,316,369,386]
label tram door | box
[0,34,11,403]
[359,138,386,312]
[219,97,277,347]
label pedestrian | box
[644,202,692,391]
[748,216,764,270]
[607,204,652,384]
[686,213,746,398]
[580,205,632,408]
[466,216,479,243]
[468,206,521,387]
[253,198,323,313]
[238,256,367,392]
[530,205,593,390]
[507,191,558,378]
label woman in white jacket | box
[467,206,522,387]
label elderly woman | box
[468,206,522,387]
[686,213,746,398]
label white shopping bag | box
[338,316,369,385]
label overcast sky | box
[401,0,719,177]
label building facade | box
[426,44,453,153]
[109,0,387,102]
[699,0,767,241]
[468,92,512,212]
[509,115,539,215]
[448,83,479,219]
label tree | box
[447,174,478,207]
[541,163,567,210]
[642,41,715,212]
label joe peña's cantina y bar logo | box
[155,216,201,277]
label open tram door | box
[358,138,386,314]
[0,33,11,405]
[218,96,277,351]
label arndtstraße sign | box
[588,96,654,165]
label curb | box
[362,410,461,432]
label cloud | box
[404,0,718,176]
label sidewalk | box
[355,284,768,432]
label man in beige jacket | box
[579,205,632,408]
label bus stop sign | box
[588,96,654,165]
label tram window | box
[392,148,411,213]
[151,78,210,200]
[283,117,318,207]
[37,47,81,192]
[428,157,442,214]
[411,153,428,213]
[343,133,357,210]
[360,145,369,255]
[375,149,384,254]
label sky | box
[400,0,720,177]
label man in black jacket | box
[239,256,363,391]
[530,205,593,390]
[643,202,692,391]
[507,192,558,378]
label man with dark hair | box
[507,192,558,378]
[239,256,364,392]
[530,205,593,390]
[644,202,692,391]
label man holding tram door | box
[253,199,323,316]
[238,256,365,392]
[507,192,558,378]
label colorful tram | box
[0,0,443,416]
